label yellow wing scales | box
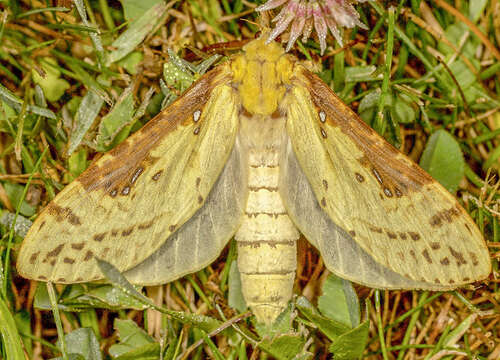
[285,66,490,288]
[17,66,239,283]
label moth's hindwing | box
[123,138,248,285]
[17,65,240,284]
[283,66,491,289]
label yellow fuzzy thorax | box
[231,36,294,115]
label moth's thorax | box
[231,38,294,116]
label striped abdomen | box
[235,146,300,324]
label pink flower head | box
[256,0,371,54]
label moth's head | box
[242,33,284,63]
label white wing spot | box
[193,110,201,122]
[319,110,326,123]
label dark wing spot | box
[193,127,200,135]
[39,275,47,280]
[138,219,155,230]
[348,230,356,237]
[320,128,327,138]
[56,278,66,283]
[434,278,441,284]
[355,173,365,183]
[386,231,397,239]
[430,242,441,250]
[198,195,203,204]
[462,277,470,282]
[322,179,328,190]
[169,224,177,232]
[93,233,106,242]
[71,242,85,250]
[49,259,56,266]
[430,214,442,227]
[422,249,432,264]
[464,223,472,234]
[369,226,383,233]
[440,257,450,265]
[469,252,479,266]
[398,232,407,240]
[39,221,46,230]
[29,251,40,264]
[408,232,420,241]
[449,246,467,266]
[63,257,75,264]
[46,244,64,258]
[122,227,134,236]
[449,279,455,284]
[83,250,94,261]
[152,170,163,181]
[101,247,110,257]
[196,177,201,187]
[430,206,462,227]
[47,204,82,225]
[409,250,417,261]
[320,197,326,207]
[111,230,118,237]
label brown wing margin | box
[77,66,232,195]
[293,67,435,199]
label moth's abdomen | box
[235,153,299,324]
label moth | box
[17,35,491,324]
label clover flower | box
[256,0,371,54]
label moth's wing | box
[280,138,431,289]
[17,66,240,284]
[283,67,491,289]
[124,138,247,285]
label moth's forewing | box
[17,67,240,284]
[283,66,491,288]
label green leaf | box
[116,51,144,74]
[120,0,164,22]
[254,303,294,339]
[228,261,246,313]
[3,182,35,217]
[329,321,369,360]
[95,85,136,151]
[259,334,309,360]
[67,89,105,155]
[419,129,465,193]
[31,58,70,102]
[0,296,25,360]
[112,343,161,360]
[107,3,169,64]
[296,296,350,341]
[318,274,360,328]
[108,319,156,357]
[97,259,224,333]
[391,93,416,124]
[60,328,102,360]
[67,148,88,181]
